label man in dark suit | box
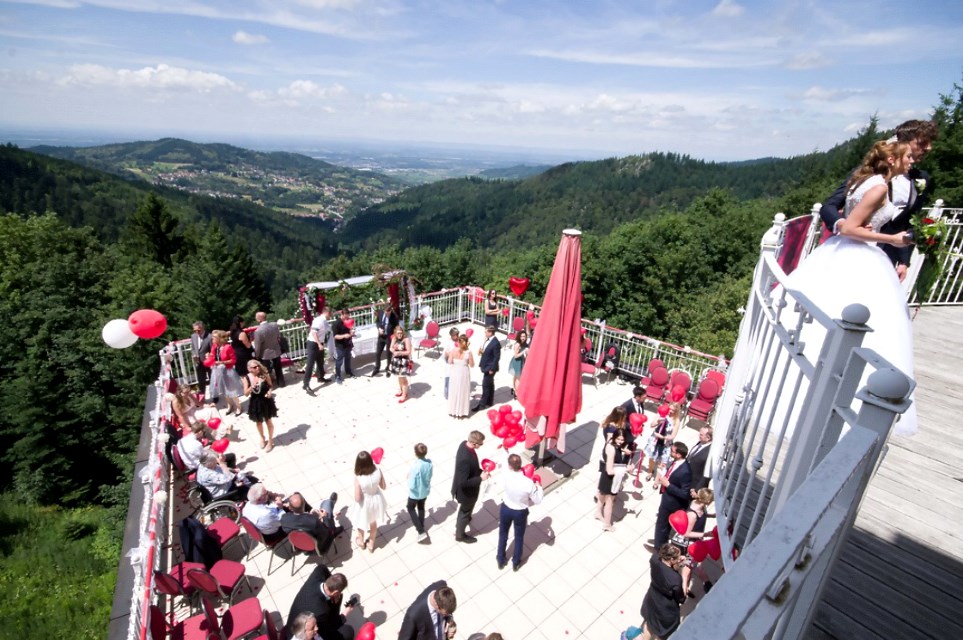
[687,426,713,494]
[285,565,355,640]
[190,321,212,396]
[472,325,501,411]
[253,311,286,387]
[397,580,458,640]
[450,431,490,543]
[819,119,939,281]
[371,301,399,377]
[280,492,344,554]
[621,385,646,417]
[653,442,691,548]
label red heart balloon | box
[481,458,496,472]
[522,464,535,478]
[503,412,518,426]
[486,409,497,421]
[490,413,503,428]
[465,328,474,338]
[494,425,508,438]
[503,435,518,449]
[511,410,522,424]
[128,309,167,339]
[529,317,538,329]
[669,509,689,536]
[630,424,644,437]
[370,447,384,464]
[499,404,513,415]
[508,277,530,297]
[688,540,708,562]
[629,413,645,428]
[344,318,355,329]
[356,621,377,640]
[211,438,230,454]
[658,404,671,418]
[532,473,542,485]
[526,310,535,321]
[502,308,509,316]
[705,535,722,561]
[671,385,685,402]
[207,417,222,430]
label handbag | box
[612,463,628,493]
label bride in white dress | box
[786,139,917,435]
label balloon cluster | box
[687,526,722,562]
[488,405,524,449]
[102,309,168,349]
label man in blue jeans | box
[406,443,434,543]
[496,453,543,571]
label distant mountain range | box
[30,138,407,223]
[478,164,552,180]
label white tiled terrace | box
[169,321,710,640]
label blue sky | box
[1,0,962,160]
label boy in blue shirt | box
[407,442,434,543]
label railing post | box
[769,303,871,515]
[773,366,913,640]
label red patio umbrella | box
[517,229,583,453]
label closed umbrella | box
[517,229,583,453]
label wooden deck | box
[811,305,963,640]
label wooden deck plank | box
[813,306,963,639]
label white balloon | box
[102,318,139,349]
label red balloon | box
[508,276,531,297]
[705,535,722,561]
[671,385,685,402]
[499,404,513,415]
[629,413,646,428]
[580,327,587,336]
[630,423,644,437]
[128,309,167,339]
[522,464,535,478]
[370,447,384,464]
[512,424,525,439]
[490,423,499,436]
[481,458,496,473]
[511,410,522,424]
[503,435,518,449]
[344,318,355,329]
[207,417,222,430]
[532,473,542,485]
[503,412,518,426]
[529,317,538,329]
[502,308,509,316]
[490,413,503,428]
[465,328,474,338]
[494,425,508,438]
[658,404,671,418]
[487,409,498,421]
[526,310,535,321]
[669,510,689,536]
[688,540,708,562]
[356,621,377,640]
[211,438,230,454]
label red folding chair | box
[187,562,252,607]
[252,610,282,640]
[201,594,265,640]
[580,338,599,386]
[706,369,726,390]
[667,370,692,405]
[284,529,326,576]
[687,378,721,423]
[149,603,217,640]
[644,366,669,404]
[640,358,665,385]
[239,517,287,576]
[153,562,205,613]
[416,321,441,357]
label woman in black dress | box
[483,289,499,329]
[229,314,254,378]
[243,360,278,452]
[596,430,630,532]
[641,544,686,639]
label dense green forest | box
[0,75,960,637]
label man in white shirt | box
[302,307,331,393]
[496,454,543,571]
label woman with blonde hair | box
[672,488,716,598]
[389,325,413,403]
[206,329,243,416]
[242,359,278,452]
[348,450,388,552]
[447,334,474,418]
[643,403,681,481]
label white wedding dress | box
[784,174,916,435]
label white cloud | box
[278,79,347,100]
[232,30,269,46]
[786,52,831,70]
[801,86,879,102]
[711,0,745,18]
[58,63,239,92]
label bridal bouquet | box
[909,213,952,300]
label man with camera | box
[286,565,357,640]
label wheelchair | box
[186,480,243,525]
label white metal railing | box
[680,214,915,638]
[166,287,727,388]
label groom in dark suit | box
[819,119,939,281]
[653,442,692,548]
[371,301,398,377]
[686,426,713,493]
[472,325,501,411]
[397,580,457,640]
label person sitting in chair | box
[280,491,345,554]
